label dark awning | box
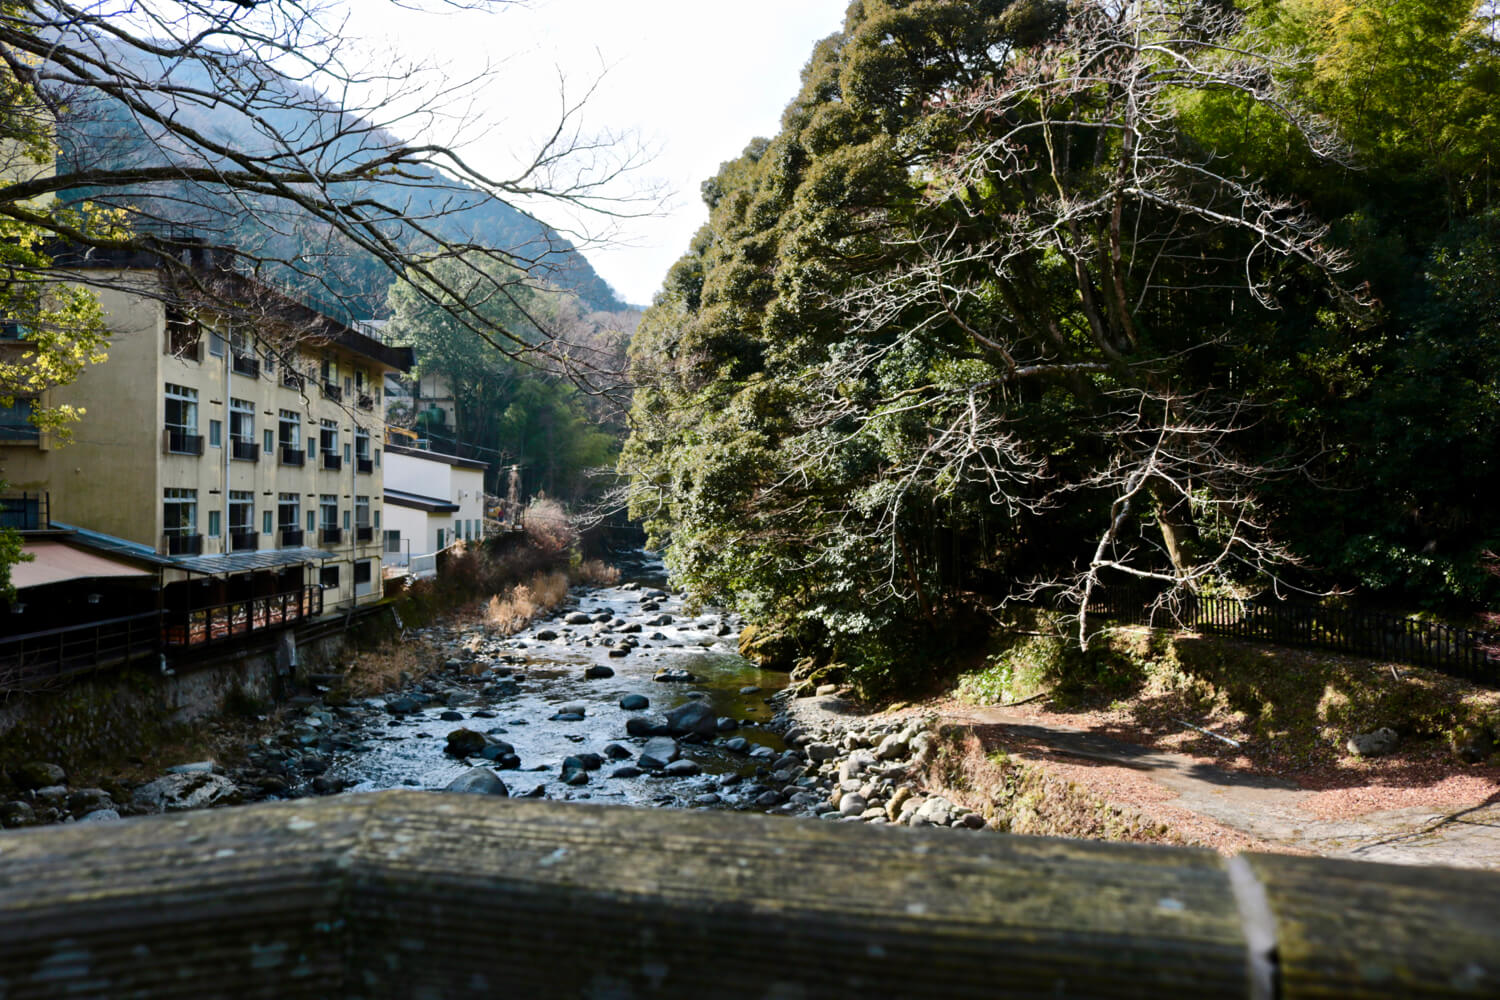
[53,522,334,577]
[385,488,460,513]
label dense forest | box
[622,0,1500,689]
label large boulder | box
[13,761,65,791]
[619,694,650,711]
[665,701,718,739]
[132,772,241,814]
[445,768,509,796]
[638,737,680,771]
[1346,728,1399,758]
[445,728,489,758]
[625,714,672,738]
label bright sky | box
[347,0,850,307]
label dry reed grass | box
[523,498,577,556]
[486,570,570,636]
[571,558,621,586]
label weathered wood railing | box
[0,792,1496,998]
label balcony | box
[320,526,342,544]
[231,354,260,378]
[279,444,305,466]
[356,456,373,475]
[163,532,204,556]
[162,427,204,456]
[321,451,341,471]
[0,492,48,531]
[355,525,374,543]
[231,438,259,462]
[357,393,375,411]
[279,527,304,547]
[321,381,342,403]
[229,529,259,552]
[282,369,306,391]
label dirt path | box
[950,706,1500,869]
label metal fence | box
[0,612,161,689]
[162,586,324,649]
[1087,586,1500,682]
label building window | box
[279,493,300,530]
[436,528,445,549]
[373,509,381,529]
[343,442,351,464]
[383,530,401,553]
[355,495,369,525]
[306,510,315,534]
[320,494,338,529]
[229,491,252,531]
[278,410,301,450]
[262,510,273,535]
[320,564,340,590]
[0,398,37,443]
[343,509,351,530]
[208,329,226,357]
[374,447,381,467]
[320,419,338,458]
[208,510,221,538]
[354,558,374,597]
[263,428,274,455]
[229,398,256,460]
[166,307,201,359]
[209,419,222,448]
[355,428,371,471]
[163,488,197,535]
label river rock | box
[723,737,749,753]
[607,648,630,658]
[13,761,65,790]
[806,742,839,764]
[165,761,218,775]
[132,772,241,813]
[574,753,604,771]
[739,685,761,695]
[0,801,36,827]
[663,759,701,777]
[654,668,696,683]
[626,714,672,737]
[565,612,592,625]
[875,732,911,761]
[717,717,738,732]
[619,694,650,711]
[445,728,489,757]
[439,710,465,721]
[665,701,718,739]
[534,630,558,641]
[67,788,114,817]
[386,695,423,715]
[638,737,680,771]
[611,766,644,779]
[1346,727,1399,757]
[560,758,590,786]
[445,768,509,796]
[909,795,957,827]
[585,665,615,679]
[77,808,121,823]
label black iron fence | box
[1087,586,1500,683]
[0,612,160,688]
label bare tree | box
[0,0,654,363]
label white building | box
[382,442,487,577]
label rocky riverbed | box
[3,557,990,833]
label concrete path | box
[961,708,1500,869]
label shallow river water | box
[326,555,791,809]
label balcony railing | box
[356,456,374,475]
[162,427,204,456]
[163,532,204,556]
[321,452,341,471]
[231,354,260,378]
[231,438,259,462]
[229,529,259,552]
[357,393,374,411]
[0,492,48,531]
[0,612,161,689]
[355,525,374,543]
[279,444,305,466]
[279,527,304,547]
[162,586,323,649]
[282,370,306,391]
[321,381,342,402]
[320,526,342,544]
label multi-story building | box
[0,247,413,639]
[382,441,488,577]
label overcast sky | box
[348,0,849,307]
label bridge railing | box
[0,791,1495,998]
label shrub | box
[523,498,577,556]
[485,570,569,635]
[571,558,620,586]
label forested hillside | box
[52,33,628,319]
[622,0,1500,689]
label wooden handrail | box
[0,792,1495,998]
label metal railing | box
[322,451,341,471]
[357,393,374,411]
[279,527,304,547]
[231,354,260,378]
[0,492,48,531]
[231,438,259,462]
[229,530,258,552]
[356,456,373,474]
[281,370,306,391]
[279,444,305,466]
[355,525,374,543]
[1088,586,1500,682]
[162,427,204,455]
[0,612,161,689]
[162,586,323,648]
[162,532,204,555]
[320,526,342,544]
[321,381,342,402]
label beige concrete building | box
[0,249,413,626]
